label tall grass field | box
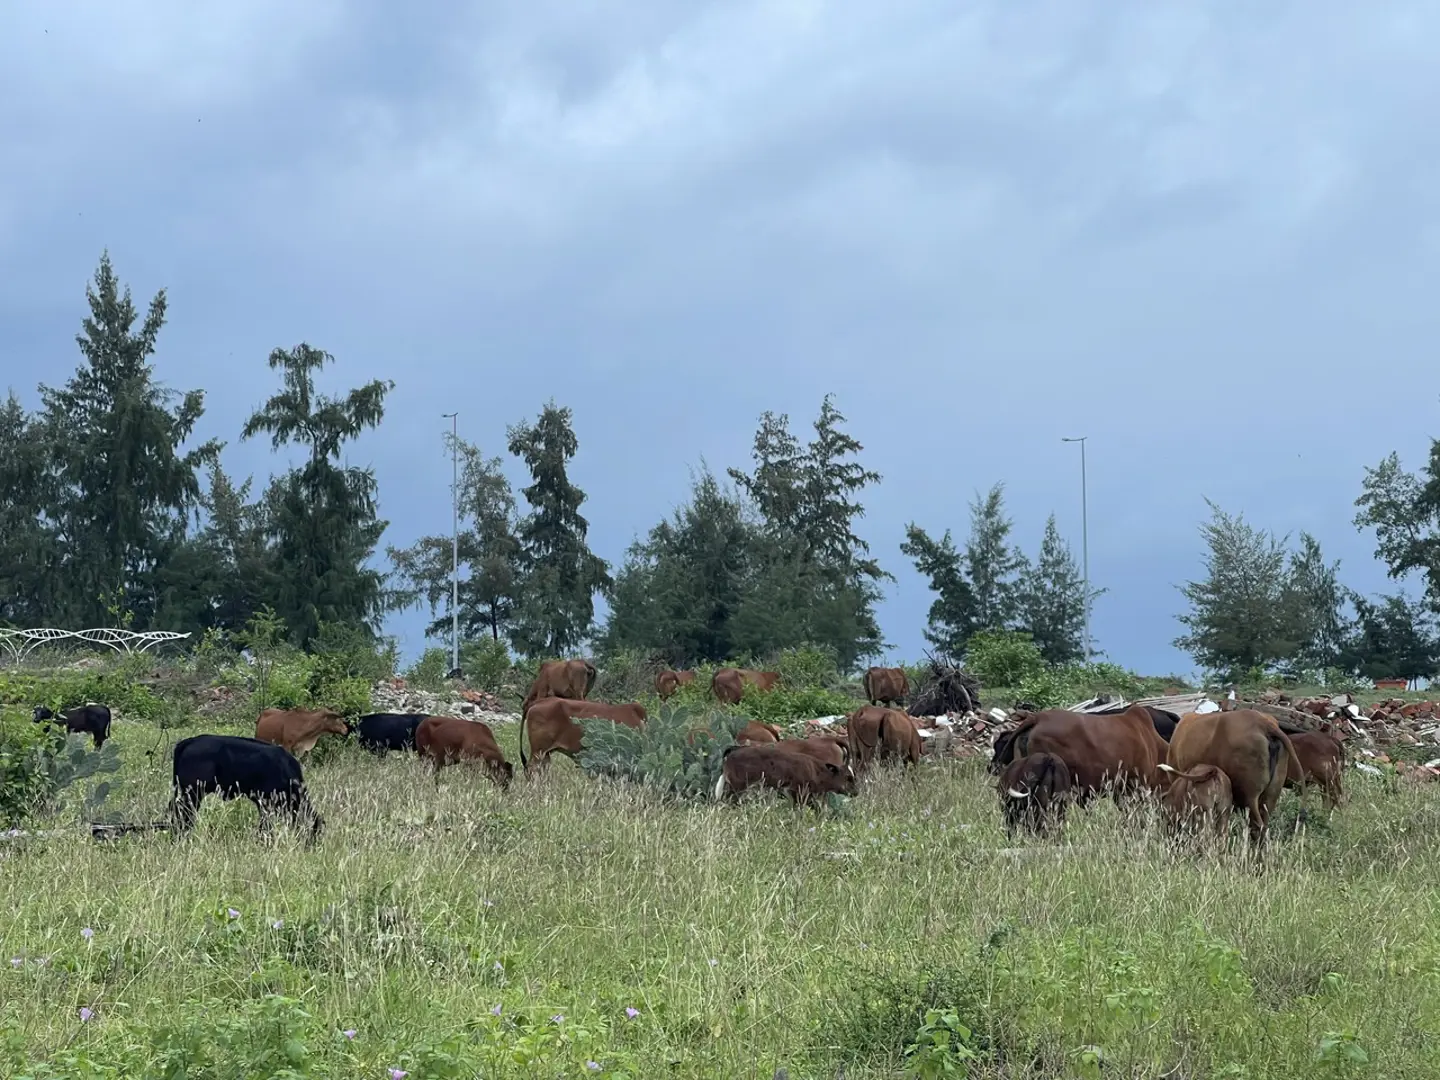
[3,716,1439,1078]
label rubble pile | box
[367,679,514,725]
[1247,690,1440,752]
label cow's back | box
[1017,706,1164,793]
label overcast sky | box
[4,1,1437,675]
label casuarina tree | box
[242,343,393,647]
[506,402,611,657]
[37,251,219,626]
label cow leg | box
[1245,796,1267,851]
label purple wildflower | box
[79,1007,93,1022]
[625,1007,640,1019]
[80,928,94,940]
[587,1063,601,1071]
[551,1014,565,1024]
[390,1070,408,1080]
[342,1029,357,1040]
[271,920,284,930]
[707,958,718,968]
[490,1004,502,1016]
[227,908,240,920]
[9,958,21,968]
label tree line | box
[2,254,1437,682]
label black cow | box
[354,713,425,755]
[33,703,112,749]
[172,735,322,843]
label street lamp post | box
[443,412,459,677]
[1061,436,1090,661]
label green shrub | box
[460,637,512,693]
[1016,667,1080,710]
[591,648,664,703]
[0,707,121,826]
[772,645,842,690]
[734,684,857,726]
[964,631,1047,689]
[577,703,751,798]
[405,647,451,691]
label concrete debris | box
[367,679,513,725]
[1249,693,1440,748]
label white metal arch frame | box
[0,628,192,663]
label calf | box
[354,713,425,755]
[998,752,1072,836]
[171,734,321,842]
[415,715,513,788]
[714,743,857,806]
[254,708,350,757]
[33,703,112,749]
[1158,763,1234,838]
[1284,729,1345,809]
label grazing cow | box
[997,752,1072,836]
[520,697,647,774]
[714,743,857,806]
[414,715,513,788]
[711,667,781,705]
[171,734,321,842]
[32,703,112,749]
[522,659,598,716]
[863,666,909,707]
[989,706,1170,803]
[736,720,782,745]
[1167,710,1304,848]
[1284,728,1346,809]
[1157,763,1234,838]
[847,706,921,772]
[783,735,852,772]
[254,708,350,757]
[354,713,424,755]
[655,669,696,700]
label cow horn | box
[1158,763,1177,774]
[1007,786,1031,799]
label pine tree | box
[1341,593,1440,684]
[241,344,393,647]
[37,252,219,626]
[0,392,59,625]
[1282,532,1348,674]
[964,484,1026,632]
[1174,500,1299,676]
[899,525,976,659]
[388,435,522,644]
[600,469,755,665]
[506,402,611,657]
[1016,514,1090,664]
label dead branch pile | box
[909,660,982,717]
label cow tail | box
[1280,733,1303,788]
[519,711,531,770]
[877,711,888,751]
[863,670,874,704]
[1264,732,1285,785]
[584,660,598,695]
[1038,754,1055,793]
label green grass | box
[3,717,1440,1078]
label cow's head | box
[493,760,515,790]
[315,709,348,736]
[32,705,53,723]
[825,761,858,798]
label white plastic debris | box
[1354,762,1384,777]
[1194,699,1221,714]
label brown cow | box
[711,667,781,705]
[254,708,349,757]
[714,743,857,806]
[655,669,696,700]
[989,706,1170,803]
[1167,710,1304,848]
[847,706,913,773]
[522,659,598,715]
[1284,729,1345,809]
[520,697,646,775]
[736,720,782,745]
[998,752,1072,836]
[784,735,852,773]
[1157,763,1234,838]
[863,666,908,707]
[414,715,513,789]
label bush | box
[734,684,857,726]
[0,707,121,825]
[772,645,842,690]
[1015,667,1079,710]
[461,637,513,693]
[405,647,451,691]
[964,632,1046,689]
[591,648,665,703]
[577,703,752,798]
